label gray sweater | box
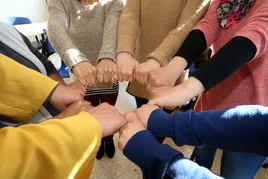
[48,0,123,68]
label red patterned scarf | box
[217,0,256,28]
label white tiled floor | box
[90,82,268,179]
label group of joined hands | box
[49,83,159,152]
[68,52,192,109]
[50,52,199,151]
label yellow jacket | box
[0,54,101,178]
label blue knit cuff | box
[148,109,174,138]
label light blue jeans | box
[196,145,265,179]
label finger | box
[123,75,129,82]
[78,89,85,97]
[78,77,88,87]
[82,104,95,112]
[111,69,118,83]
[135,71,141,84]
[77,81,87,94]
[128,75,134,82]
[103,69,111,83]
[111,75,117,84]
[113,72,118,81]
[118,73,124,82]
[143,72,148,85]
[97,70,104,83]
[90,74,97,86]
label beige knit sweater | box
[48,0,123,68]
[117,0,210,99]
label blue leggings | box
[196,145,265,179]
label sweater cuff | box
[123,130,183,179]
[147,52,169,67]
[148,109,174,138]
[116,45,135,57]
[97,52,116,63]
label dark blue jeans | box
[196,145,265,179]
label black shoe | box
[105,139,115,158]
[96,139,105,160]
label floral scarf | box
[217,0,256,28]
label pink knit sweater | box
[194,0,268,112]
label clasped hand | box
[50,84,160,151]
[72,59,118,88]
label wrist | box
[167,57,187,78]
[177,77,205,100]
[148,109,174,138]
[147,58,160,67]
[63,50,88,70]
[72,61,91,73]
[118,52,133,58]
[54,113,64,119]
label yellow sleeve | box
[147,0,210,66]
[116,0,140,56]
[0,54,58,122]
[0,112,102,179]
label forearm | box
[0,54,58,122]
[191,36,256,91]
[116,0,140,55]
[49,73,66,84]
[98,0,123,62]
[147,0,210,66]
[148,105,268,156]
[175,30,207,69]
[48,0,88,69]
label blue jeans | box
[196,145,265,179]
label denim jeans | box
[196,145,266,179]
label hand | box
[117,52,139,82]
[135,105,159,128]
[54,101,93,119]
[96,59,118,84]
[148,77,205,108]
[148,86,188,108]
[135,58,160,85]
[118,111,146,151]
[88,103,127,137]
[147,56,187,91]
[66,79,86,96]
[50,84,84,110]
[72,61,96,87]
